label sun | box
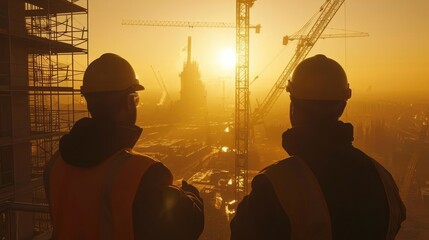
[218,48,236,71]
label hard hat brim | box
[80,82,145,95]
[132,83,145,91]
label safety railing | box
[0,202,51,240]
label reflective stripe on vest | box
[262,157,332,240]
[263,157,404,240]
[48,149,156,240]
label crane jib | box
[252,0,346,124]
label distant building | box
[178,36,207,113]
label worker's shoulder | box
[349,147,397,183]
[347,146,374,160]
[348,147,390,170]
[251,157,300,185]
[260,156,301,174]
[124,148,160,163]
[44,150,61,172]
[124,148,172,175]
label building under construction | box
[177,36,207,114]
[0,0,87,238]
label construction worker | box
[44,53,204,239]
[231,55,406,240]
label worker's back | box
[47,150,155,239]
[303,145,393,239]
[231,121,406,240]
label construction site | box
[1,0,428,239]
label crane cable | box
[251,4,328,87]
[250,46,287,86]
[344,1,347,70]
[252,2,351,87]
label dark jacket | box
[44,118,204,239]
[231,122,406,240]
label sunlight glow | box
[217,48,236,71]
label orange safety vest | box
[262,157,403,240]
[47,149,156,240]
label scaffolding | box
[25,0,88,234]
[0,0,88,237]
[25,0,88,176]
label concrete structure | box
[0,0,87,238]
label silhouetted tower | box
[235,0,255,202]
[179,36,206,110]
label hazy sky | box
[89,0,429,101]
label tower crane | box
[122,19,261,33]
[283,29,369,46]
[250,29,368,86]
[234,0,255,202]
[252,0,346,124]
[150,66,172,106]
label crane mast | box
[252,0,345,124]
[235,0,255,202]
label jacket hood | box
[59,117,142,168]
[282,121,354,156]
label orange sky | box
[88,0,429,102]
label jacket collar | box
[59,117,142,168]
[282,121,354,156]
